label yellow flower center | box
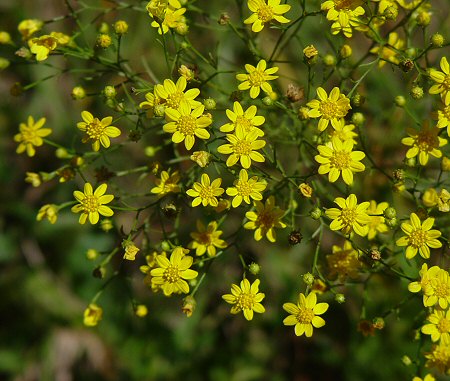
[296,307,315,324]
[166,91,184,109]
[86,119,106,140]
[236,116,253,132]
[21,127,38,143]
[257,210,275,228]
[417,131,438,151]
[334,0,361,10]
[236,293,255,310]
[340,207,357,225]
[196,232,212,245]
[82,195,100,213]
[443,75,450,91]
[163,265,181,283]
[433,280,450,299]
[248,69,266,87]
[177,115,197,136]
[438,317,450,334]
[199,185,214,201]
[441,105,450,121]
[319,100,340,120]
[236,179,253,197]
[409,229,427,248]
[233,139,253,155]
[257,4,274,23]
[330,150,351,169]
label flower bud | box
[218,13,230,25]
[114,20,129,35]
[0,31,12,44]
[335,293,346,304]
[372,317,385,330]
[310,207,322,220]
[262,96,273,106]
[249,262,261,275]
[401,355,412,367]
[410,86,424,99]
[385,217,398,228]
[154,104,166,117]
[323,54,336,67]
[416,11,430,27]
[86,249,99,260]
[71,86,86,100]
[351,112,365,126]
[298,183,313,198]
[203,97,216,110]
[182,296,196,317]
[298,106,310,120]
[303,272,314,286]
[135,304,148,317]
[96,33,111,48]
[441,157,450,171]
[384,207,396,219]
[431,33,445,47]
[339,44,352,59]
[394,95,406,107]
[0,57,10,70]
[369,248,381,261]
[384,5,398,20]
[103,85,117,99]
[100,219,114,232]
[83,304,103,326]
[99,22,109,34]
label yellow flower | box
[28,35,58,61]
[139,89,164,118]
[190,151,211,167]
[298,183,313,198]
[283,292,329,337]
[328,120,358,145]
[422,309,450,343]
[155,77,201,110]
[189,220,227,257]
[226,169,267,207]
[217,125,266,168]
[396,212,442,259]
[222,278,265,320]
[429,57,450,104]
[325,194,370,236]
[150,170,181,196]
[437,100,450,135]
[164,101,211,150]
[401,122,447,166]
[71,183,114,225]
[135,304,148,317]
[150,247,198,296]
[370,32,405,68]
[14,116,51,157]
[327,241,361,280]
[236,60,279,99]
[123,240,140,261]
[244,195,286,242]
[438,189,450,212]
[18,19,43,39]
[321,0,365,38]
[366,201,389,240]
[244,0,291,33]
[77,111,121,151]
[307,87,351,131]
[83,303,103,327]
[147,0,185,35]
[423,188,439,207]
[412,374,435,381]
[220,101,265,136]
[315,137,365,185]
[424,267,450,309]
[186,173,224,207]
[25,172,42,187]
[425,342,450,374]
[37,204,59,224]
[408,263,435,296]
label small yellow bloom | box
[18,19,43,39]
[422,309,450,343]
[328,120,358,145]
[325,194,370,236]
[396,212,442,259]
[77,111,121,151]
[220,101,265,136]
[178,64,195,81]
[244,0,291,33]
[437,100,450,136]
[150,170,181,197]
[14,116,51,157]
[36,204,59,224]
[429,57,450,104]
[186,173,224,207]
[28,35,58,61]
[236,60,279,99]
[155,77,201,110]
[139,89,164,118]
[71,183,114,225]
[123,240,140,261]
[283,292,329,337]
[412,374,435,381]
[366,201,389,240]
[307,87,351,132]
[147,0,186,35]
[321,0,365,38]
[423,188,439,207]
[25,172,42,187]
[298,183,313,198]
[408,263,434,295]
[0,31,12,45]
[315,137,365,185]
[83,303,103,327]
[425,342,450,374]
[226,169,267,207]
[217,126,266,168]
[150,247,198,296]
[222,278,265,320]
[401,122,447,166]
[370,32,404,68]
[438,189,450,212]
[189,220,227,257]
[135,304,148,317]
[190,151,211,167]
[244,195,286,242]
[425,268,450,309]
[164,101,211,150]
[327,241,361,280]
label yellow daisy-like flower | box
[236,60,279,99]
[226,169,267,208]
[429,57,450,104]
[222,278,265,321]
[150,170,181,197]
[422,309,450,344]
[150,247,198,296]
[321,0,365,38]
[139,89,163,118]
[325,194,370,236]
[315,136,365,185]
[18,19,43,40]
[186,173,224,207]
[408,263,436,296]
[283,292,329,337]
[28,35,58,61]
[244,195,286,242]
[307,87,351,132]
[412,375,435,381]
[370,32,405,68]
[14,116,52,157]
[189,220,227,257]
[327,240,361,281]
[71,183,114,225]
[36,204,59,224]
[155,77,201,110]
[437,101,450,135]
[83,303,103,327]
[164,101,211,150]
[425,342,450,374]
[401,122,447,166]
[244,0,291,33]
[217,125,266,168]
[122,240,140,261]
[366,200,389,240]
[147,0,186,35]
[220,101,265,136]
[395,212,442,259]
[424,268,450,309]
[77,111,121,152]
[328,119,358,145]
